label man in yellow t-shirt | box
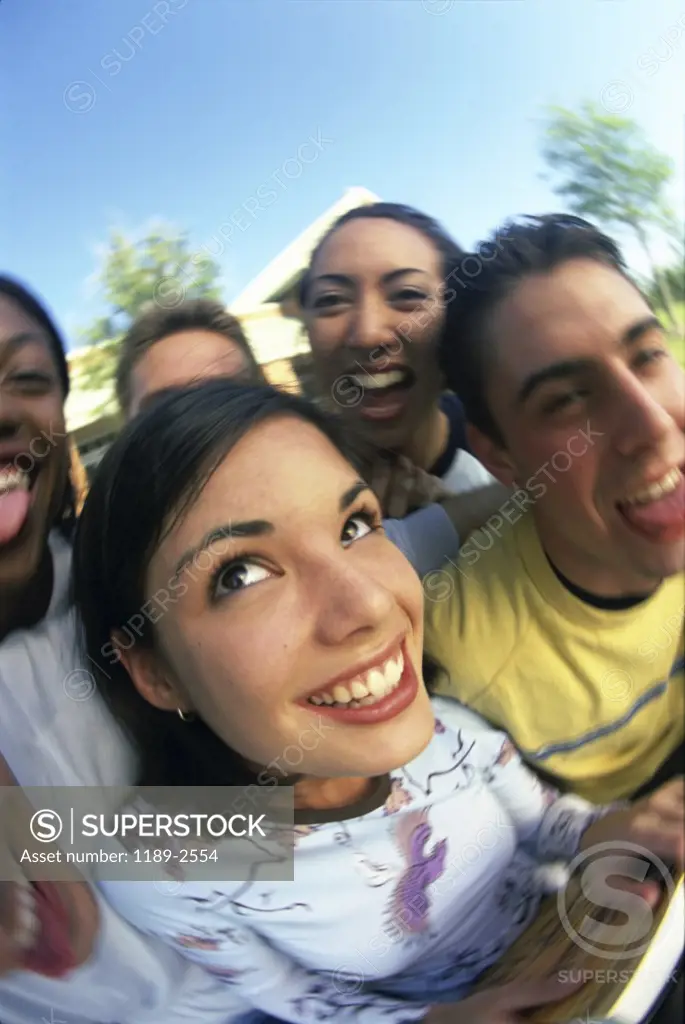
[427,214,684,804]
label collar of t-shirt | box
[548,558,653,611]
[429,392,470,478]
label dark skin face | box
[0,295,69,638]
[302,218,449,470]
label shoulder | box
[441,450,496,494]
[384,503,460,577]
[423,520,532,703]
[429,696,513,769]
[0,607,80,696]
[423,515,527,634]
[0,609,134,786]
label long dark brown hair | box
[71,379,366,786]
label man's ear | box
[112,631,192,715]
[466,423,519,489]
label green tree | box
[645,263,685,308]
[541,101,681,325]
[77,226,222,391]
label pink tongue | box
[620,479,685,536]
[0,488,31,545]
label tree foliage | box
[645,263,685,308]
[76,227,222,392]
[541,102,681,323]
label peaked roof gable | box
[229,186,380,314]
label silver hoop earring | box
[177,709,195,723]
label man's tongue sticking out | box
[619,472,685,543]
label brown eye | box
[7,370,55,395]
[211,560,272,600]
[312,293,347,310]
[341,510,381,547]
[393,288,428,302]
[633,348,668,370]
[542,389,588,415]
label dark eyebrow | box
[310,268,430,290]
[517,359,594,405]
[0,331,50,359]
[517,316,666,405]
[621,315,663,346]
[173,521,273,578]
[340,481,372,511]
[172,481,372,578]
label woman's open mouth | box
[0,465,39,548]
[345,366,416,422]
[301,640,418,725]
[5,877,79,977]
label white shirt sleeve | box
[383,504,460,578]
[99,881,428,1024]
[440,450,495,495]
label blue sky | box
[2,0,683,349]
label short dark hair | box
[115,298,264,412]
[71,379,364,787]
[0,274,75,533]
[298,201,465,309]
[440,214,635,442]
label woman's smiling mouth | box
[301,639,418,725]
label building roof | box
[66,187,380,436]
[229,186,380,314]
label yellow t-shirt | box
[424,514,684,804]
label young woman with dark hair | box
[72,379,682,1024]
[0,272,131,786]
[298,203,494,510]
[0,274,75,638]
[0,277,261,1024]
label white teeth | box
[365,670,387,697]
[307,648,406,709]
[13,883,38,951]
[385,658,402,687]
[0,467,30,497]
[355,370,407,391]
[623,468,682,506]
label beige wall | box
[262,357,302,394]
